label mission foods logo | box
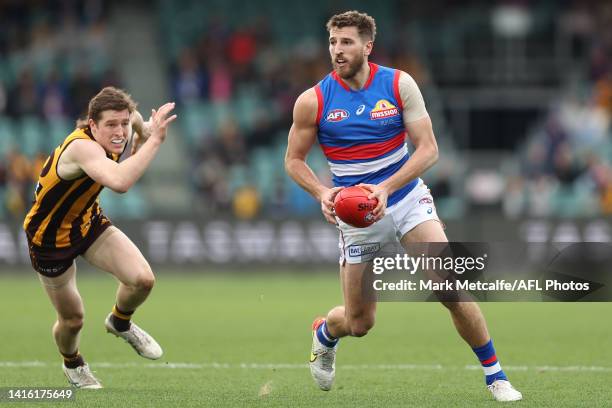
[326,109,349,122]
[370,99,399,120]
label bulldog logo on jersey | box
[326,109,349,122]
[370,99,399,120]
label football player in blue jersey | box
[285,10,522,402]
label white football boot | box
[105,313,163,360]
[309,318,337,391]
[63,363,103,389]
[488,379,523,402]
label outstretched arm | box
[65,103,177,193]
[285,88,343,224]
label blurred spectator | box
[227,27,257,84]
[207,58,233,103]
[173,48,207,105]
[215,119,248,166]
[41,70,69,120]
[7,70,39,118]
[232,186,260,219]
[30,152,47,182]
[69,66,99,119]
[553,142,584,187]
[0,80,7,115]
[191,153,231,216]
[5,149,31,218]
[526,176,556,217]
[594,73,612,113]
[100,68,123,89]
[502,176,526,218]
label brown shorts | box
[27,214,113,277]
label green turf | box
[0,269,611,407]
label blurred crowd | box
[1,1,610,221]
[162,2,434,219]
[499,2,612,218]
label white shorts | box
[337,179,440,264]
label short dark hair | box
[87,87,137,124]
[326,10,376,41]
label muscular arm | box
[64,137,162,193]
[61,103,176,194]
[285,88,328,200]
[285,88,342,223]
[379,71,438,195]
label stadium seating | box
[1,1,610,221]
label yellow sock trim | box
[112,305,132,320]
[61,351,80,361]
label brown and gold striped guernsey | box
[23,128,119,249]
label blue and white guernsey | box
[315,63,418,208]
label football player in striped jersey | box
[23,87,176,388]
[285,10,522,402]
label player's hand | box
[358,183,388,221]
[320,186,344,224]
[149,102,177,143]
[130,121,150,155]
[130,132,141,155]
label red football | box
[333,186,379,228]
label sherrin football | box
[333,186,379,228]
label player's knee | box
[441,301,462,312]
[60,314,84,333]
[348,317,375,337]
[135,272,155,293]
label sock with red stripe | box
[472,339,508,385]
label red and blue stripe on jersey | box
[316,63,417,207]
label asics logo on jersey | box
[370,99,400,120]
[326,109,349,122]
[356,104,365,115]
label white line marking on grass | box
[2,362,612,372]
[0,361,47,367]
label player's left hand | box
[358,183,389,222]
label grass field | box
[1,269,611,407]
